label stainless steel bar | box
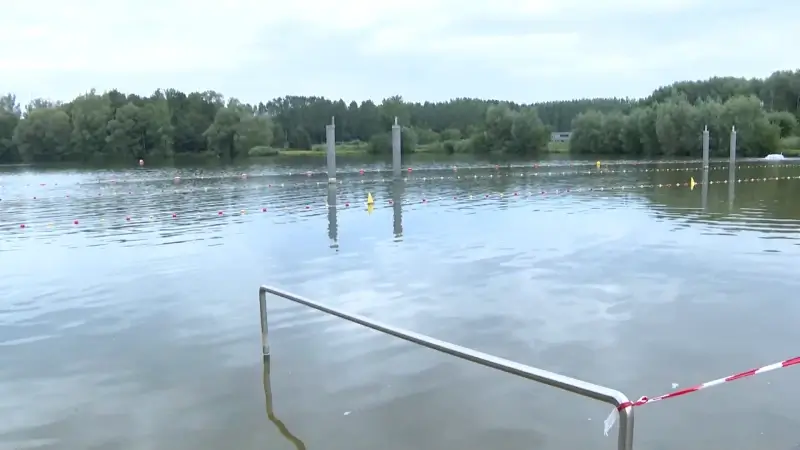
[259,285,634,450]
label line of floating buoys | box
[3,164,800,201]
[10,175,800,230]
[6,164,799,194]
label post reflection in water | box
[327,185,339,249]
[391,180,404,240]
[728,163,736,211]
[701,168,709,211]
[263,360,307,450]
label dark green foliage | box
[0,70,797,163]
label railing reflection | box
[327,185,339,249]
[391,180,404,241]
[263,359,308,450]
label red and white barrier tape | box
[604,356,800,436]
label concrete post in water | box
[729,125,737,165]
[702,125,710,169]
[392,180,404,240]
[392,117,402,178]
[327,185,339,249]
[326,116,336,183]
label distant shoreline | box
[269,140,571,158]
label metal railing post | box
[258,285,634,450]
[618,405,634,450]
[260,287,270,358]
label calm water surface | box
[2,158,800,450]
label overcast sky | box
[1,0,798,106]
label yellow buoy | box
[367,203,374,215]
[689,177,696,190]
[367,192,374,205]
[596,161,601,168]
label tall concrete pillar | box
[729,125,737,165]
[392,117,401,177]
[702,125,710,169]
[326,116,336,183]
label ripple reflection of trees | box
[639,165,800,234]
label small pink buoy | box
[172,213,177,218]
[218,211,223,215]
[345,202,350,207]
[261,208,267,212]
[359,169,365,175]
[126,216,130,221]
[388,200,393,204]
[73,220,79,225]
[407,168,412,172]
[514,192,518,196]
[305,205,310,209]
[20,224,25,228]
[422,198,427,203]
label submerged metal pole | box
[326,116,336,183]
[263,361,308,449]
[729,125,737,165]
[702,125,710,169]
[392,117,401,177]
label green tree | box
[1,68,798,164]
[13,108,72,162]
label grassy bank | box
[269,140,571,157]
[253,136,799,159]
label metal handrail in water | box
[259,285,635,450]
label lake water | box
[2,157,800,450]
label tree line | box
[0,70,797,164]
